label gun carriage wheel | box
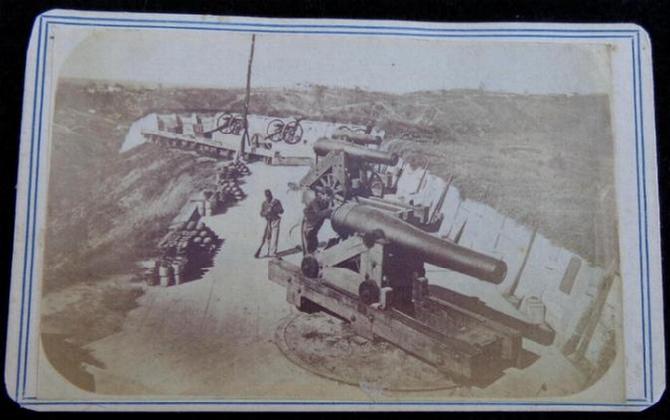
[282,120,304,144]
[368,172,385,198]
[315,173,345,205]
[267,118,285,142]
[216,112,235,134]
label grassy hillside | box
[384,92,616,267]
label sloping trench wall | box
[390,158,619,379]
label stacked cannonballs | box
[150,220,220,287]
[233,160,251,176]
[216,162,247,203]
[190,221,219,255]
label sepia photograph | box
[3,10,664,411]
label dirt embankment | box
[42,82,242,390]
[45,89,227,294]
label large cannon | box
[270,195,554,381]
[313,138,398,165]
[300,137,400,208]
[302,138,442,231]
[271,133,553,383]
[331,202,506,284]
[269,197,553,384]
[331,129,383,146]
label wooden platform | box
[268,258,523,385]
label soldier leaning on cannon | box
[301,189,334,255]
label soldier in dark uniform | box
[255,189,284,258]
[302,189,334,255]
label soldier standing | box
[255,189,284,258]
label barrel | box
[158,263,171,287]
[330,203,507,284]
[172,260,186,285]
[332,130,383,146]
[147,260,161,286]
[313,138,398,165]
[520,296,547,325]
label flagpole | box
[238,34,256,161]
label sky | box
[59,28,612,95]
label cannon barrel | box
[331,203,507,284]
[314,138,398,165]
[332,130,383,146]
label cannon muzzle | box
[332,130,383,146]
[331,203,507,284]
[314,138,398,166]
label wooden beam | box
[503,226,538,305]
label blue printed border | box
[13,13,653,409]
